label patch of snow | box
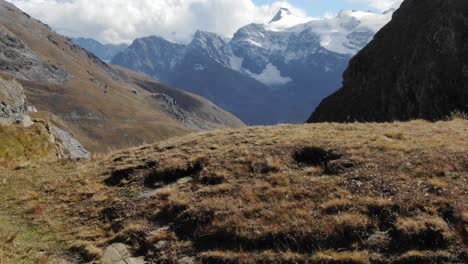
[194,64,205,71]
[284,50,298,63]
[247,63,292,87]
[170,57,179,69]
[247,39,263,47]
[229,55,244,72]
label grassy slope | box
[0,124,58,168]
[0,120,467,263]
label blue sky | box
[254,0,377,17]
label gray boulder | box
[51,126,90,160]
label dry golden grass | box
[0,120,467,263]
[312,250,370,264]
[449,110,468,120]
[0,123,58,168]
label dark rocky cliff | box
[309,0,468,122]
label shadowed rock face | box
[309,0,468,123]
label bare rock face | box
[0,73,27,122]
[309,0,468,122]
[51,126,90,160]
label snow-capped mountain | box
[111,8,395,124]
[229,8,392,86]
[267,7,314,31]
[292,9,393,54]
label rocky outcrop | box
[0,73,89,159]
[0,73,28,123]
[309,0,468,122]
[50,126,90,160]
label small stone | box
[177,177,193,184]
[366,231,391,252]
[154,240,167,250]
[178,256,195,264]
[138,189,158,199]
[102,243,131,263]
[116,257,145,264]
[20,115,34,127]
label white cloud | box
[6,0,309,44]
[347,0,403,12]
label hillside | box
[1,119,466,263]
[0,0,243,152]
[309,0,468,122]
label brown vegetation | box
[0,123,57,168]
[0,120,467,263]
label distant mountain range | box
[68,8,394,125]
[104,8,394,124]
[71,37,127,62]
[68,8,393,124]
[309,0,468,122]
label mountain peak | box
[266,7,312,31]
[191,30,228,47]
[337,9,356,18]
[269,7,293,23]
[193,30,221,39]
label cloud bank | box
[347,0,403,12]
[7,0,403,45]
[7,0,309,44]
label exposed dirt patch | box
[144,161,203,187]
[293,147,341,167]
[105,161,158,186]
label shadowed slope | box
[309,0,468,123]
